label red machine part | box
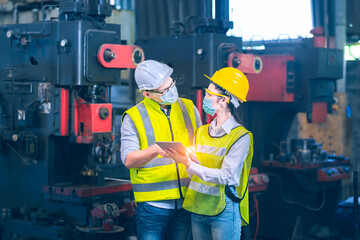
[246,55,295,102]
[90,203,119,218]
[227,52,263,74]
[97,44,144,69]
[312,102,328,123]
[43,181,132,198]
[122,201,136,218]
[102,219,114,231]
[60,88,69,136]
[249,168,269,192]
[310,27,336,49]
[73,100,113,143]
[317,165,351,182]
[90,203,126,217]
[250,167,259,174]
[196,89,204,123]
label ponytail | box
[213,83,243,125]
[229,102,242,125]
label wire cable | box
[80,15,106,29]
[253,194,259,240]
[20,1,58,36]
[6,141,38,164]
[266,172,326,211]
[75,89,88,105]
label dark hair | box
[213,83,242,125]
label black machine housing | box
[0,1,138,239]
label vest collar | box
[210,116,240,136]
[144,96,161,109]
[143,96,172,114]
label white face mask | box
[159,85,178,105]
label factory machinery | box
[0,0,144,239]
[0,0,352,239]
[135,0,351,238]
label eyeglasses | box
[147,80,176,95]
[205,89,229,103]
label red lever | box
[227,52,263,74]
[97,44,145,69]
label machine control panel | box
[317,165,351,182]
[249,168,269,192]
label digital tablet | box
[156,141,188,155]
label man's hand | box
[125,144,168,169]
[152,144,169,158]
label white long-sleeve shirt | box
[187,116,250,187]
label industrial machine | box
[0,0,350,239]
[135,0,349,238]
[260,138,351,239]
[0,0,143,239]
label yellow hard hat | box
[205,67,249,102]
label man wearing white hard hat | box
[121,60,202,240]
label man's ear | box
[143,91,150,97]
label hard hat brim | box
[204,74,247,102]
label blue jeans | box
[191,187,241,240]
[136,202,191,240]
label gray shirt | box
[187,116,250,187]
[120,104,202,209]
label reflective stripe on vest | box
[188,181,221,196]
[132,178,191,192]
[196,145,227,156]
[140,157,174,168]
[123,97,198,202]
[177,98,194,144]
[136,102,155,146]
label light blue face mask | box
[160,85,178,105]
[202,96,217,116]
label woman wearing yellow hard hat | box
[165,67,254,240]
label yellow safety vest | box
[182,124,253,226]
[122,97,198,202]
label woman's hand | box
[164,148,190,168]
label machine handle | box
[97,44,145,69]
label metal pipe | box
[146,0,157,37]
[323,0,329,47]
[312,0,322,28]
[354,169,359,239]
[215,0,229,21]
[335,0,346,93]
[155,0,167,36]
[12,3,18,24]
[195,0,212,18]
[196,89,203,123]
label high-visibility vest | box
[182,124,253,226]
[122,97,198,202]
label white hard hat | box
[135,60,173,90]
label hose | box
[266,173,326,211]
